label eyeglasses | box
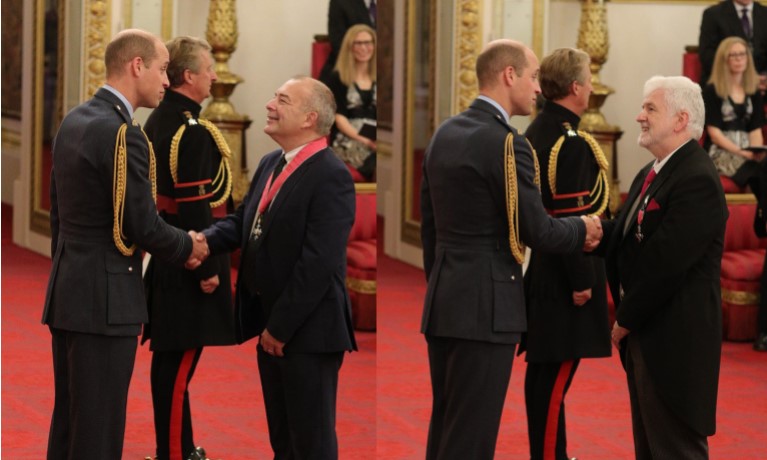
[728,51,748,60]
[352,40,375,47]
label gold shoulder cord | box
[112,122,157,256]
[547,123,610,217]
[504,133,541,264]
[169,114,232,207]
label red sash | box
[257,137,327,214]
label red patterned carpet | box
[1,204,375,458]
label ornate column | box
[577,0,622,213]
[201,0,252,204]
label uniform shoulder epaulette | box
[169,111,232,208]
[547,121,610,217]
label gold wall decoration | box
[83,0,110,99]
[454,0,482,114]
[201,0,252,204]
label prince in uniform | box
[522,48,612,460]
[143,36,237,460]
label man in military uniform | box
[143,36,237,460]
[43,29,209,460]
[522,48,612,460]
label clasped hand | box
[184,230,209,270]
[581,215,603,252]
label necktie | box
[273,154,287,178]
[639,168,657,199]
[369,0,377,25]
[742,8,752,38]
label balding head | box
[476,39,529,91]
[105,29,163,79]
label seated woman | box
[322,24,377,181]
[703,36,765,194]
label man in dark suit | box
[142,36,237,460]
[43,29,209,460]
[605,76,727,459]
[203,76,356,460]
[419,39,603,460]
[522,47,612,460]
[699,0,767,85]
[320,0,375,81]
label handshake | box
[184,230,210,270]
[580,215,603,252]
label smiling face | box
[636,88,679,155]
[264,79,313,146]
[351,31,375,64]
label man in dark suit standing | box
[699,0,767,85]
[320,0,375,81]
[522,47,612,460]
[43,29,209,460]
[203,76,356,460]
[142,36,237,460]
[419,39,603,460]
[605,76,727,459]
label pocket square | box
[646,198,661,212]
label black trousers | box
[47,328,137,460]
[150,348,203,460]
[759,254,767,334]
[425,335,516,460]
[626,336,708,459]
[524,360,580,460]
[257,345,344,460]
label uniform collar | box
[542,100,581,129]
[163,89,203,117]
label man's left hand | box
[611,321,630,349]
[260,329,286,357]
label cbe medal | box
[252,214,263,240]
[635,195,650,242]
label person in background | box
[323,24,377,181]
[43,28,208,460]
[699,0,767,88]
[320,0,375,82]
[522,47,612,460]
[203,76,357,459]
[704,36,765,195]
[419,39,603,460]
[142,36,238,460]
[604,76,727,460]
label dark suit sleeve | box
[176,124,219,280]
[328,0,349,54]
[49,166,59,257]
[616,169,726,331]
[121,126,191,265]
[266,166,356,344]
[698,7,721,83]
[420,146,436,280]
[500,136,586,254]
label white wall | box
[175,0,330,176]
[548,0,707,191]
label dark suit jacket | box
[420,98,586,345]
[43,87,192,337]
[142,89,237,351]
[522,101,611,361]
[699,0,767,85]
[602,139,727,436]
[204,146,357,353]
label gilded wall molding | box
[454,0,482,113]
[2,126,22,147]
[83,0,111,99]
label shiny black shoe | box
[754,332,767,352]
[188,446,208,460]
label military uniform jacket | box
[43,88,193,337]
[420,98,587,345]
[204,146,357,353]
[522,101,611,362]
[142,90,237,351]
[601,139,727,436]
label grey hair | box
[292,76,337,136]
[643,75,705,140]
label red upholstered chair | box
[312,34,331,79]
[720,194,767,341]
[682,45,702,84]
[347,183,377,330]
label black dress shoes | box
[188,447,209,460]
[754,332,767,352]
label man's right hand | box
[581,215,603,252]
[185,230,209,270]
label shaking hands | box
[581,215,603,252]
[184,230,209,270]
